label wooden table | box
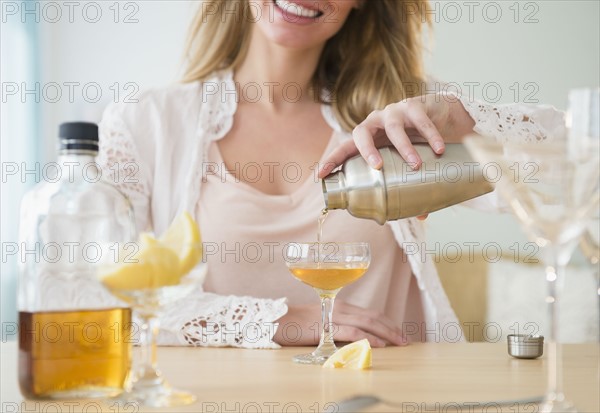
[1,342,598,412]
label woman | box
[98,0,566,348]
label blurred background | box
[2,0,599,342]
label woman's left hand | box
[318,93,476,179]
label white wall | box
[424,0,599,260]
[37,1,197,161]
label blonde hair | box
[182,1,432,131]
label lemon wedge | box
[160,211,202,275]
[100,234,181,290]
[322,339,372,370]
[100,212,202,291]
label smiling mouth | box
[273,0,324,19]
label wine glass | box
[98,240,206,407]
[570,88,600,340]
[464,135,599,413]
[580,216,599,340]
[284,242,371,364]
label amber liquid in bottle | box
[19,307,132,399]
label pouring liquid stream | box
[317,208,328,244]
[316,208,329,268]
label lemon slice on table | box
[160,211,202,275]
[100,234,181,290]
[323,339,372,370]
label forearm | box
[447,98,477,142]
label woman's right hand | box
[318,93,475,179]
[272,301,407,348]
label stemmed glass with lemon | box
[99,212,206,407]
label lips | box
[273,0,324,19]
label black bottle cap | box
[58,122,99,153]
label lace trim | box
[182,70,238,212]
[157,292,288,349]
[459,96,552,143]
[199,70,238,142]
[98,111,147,197]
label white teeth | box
[275,0,320,18]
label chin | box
[263,28,329,50]
[252,0,356,50]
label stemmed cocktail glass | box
[99,235,206,407]
[465,129,599,412]
[284,242,371,365]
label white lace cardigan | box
[97,70,567,348]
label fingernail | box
[407,154,420,169]
[368,154,382,169]
[434,143,445,153]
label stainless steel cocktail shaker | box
[321,144,493,225]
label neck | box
[57,152,98,183]
[234,27,324,109]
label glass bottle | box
[18,122,136,399]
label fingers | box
[319,97,447,178]
[321,107,420,175]
[336,312,407,346]
[352,111,385,169]
[405,107,445,155]
[335,301,407,346]
[335,325,387,348]
[336,301,395,330]
[318,111,387,178]
[382,105,421,170]
[273,303,409,348]
[318,140,360,178]
[416,214,429,221]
